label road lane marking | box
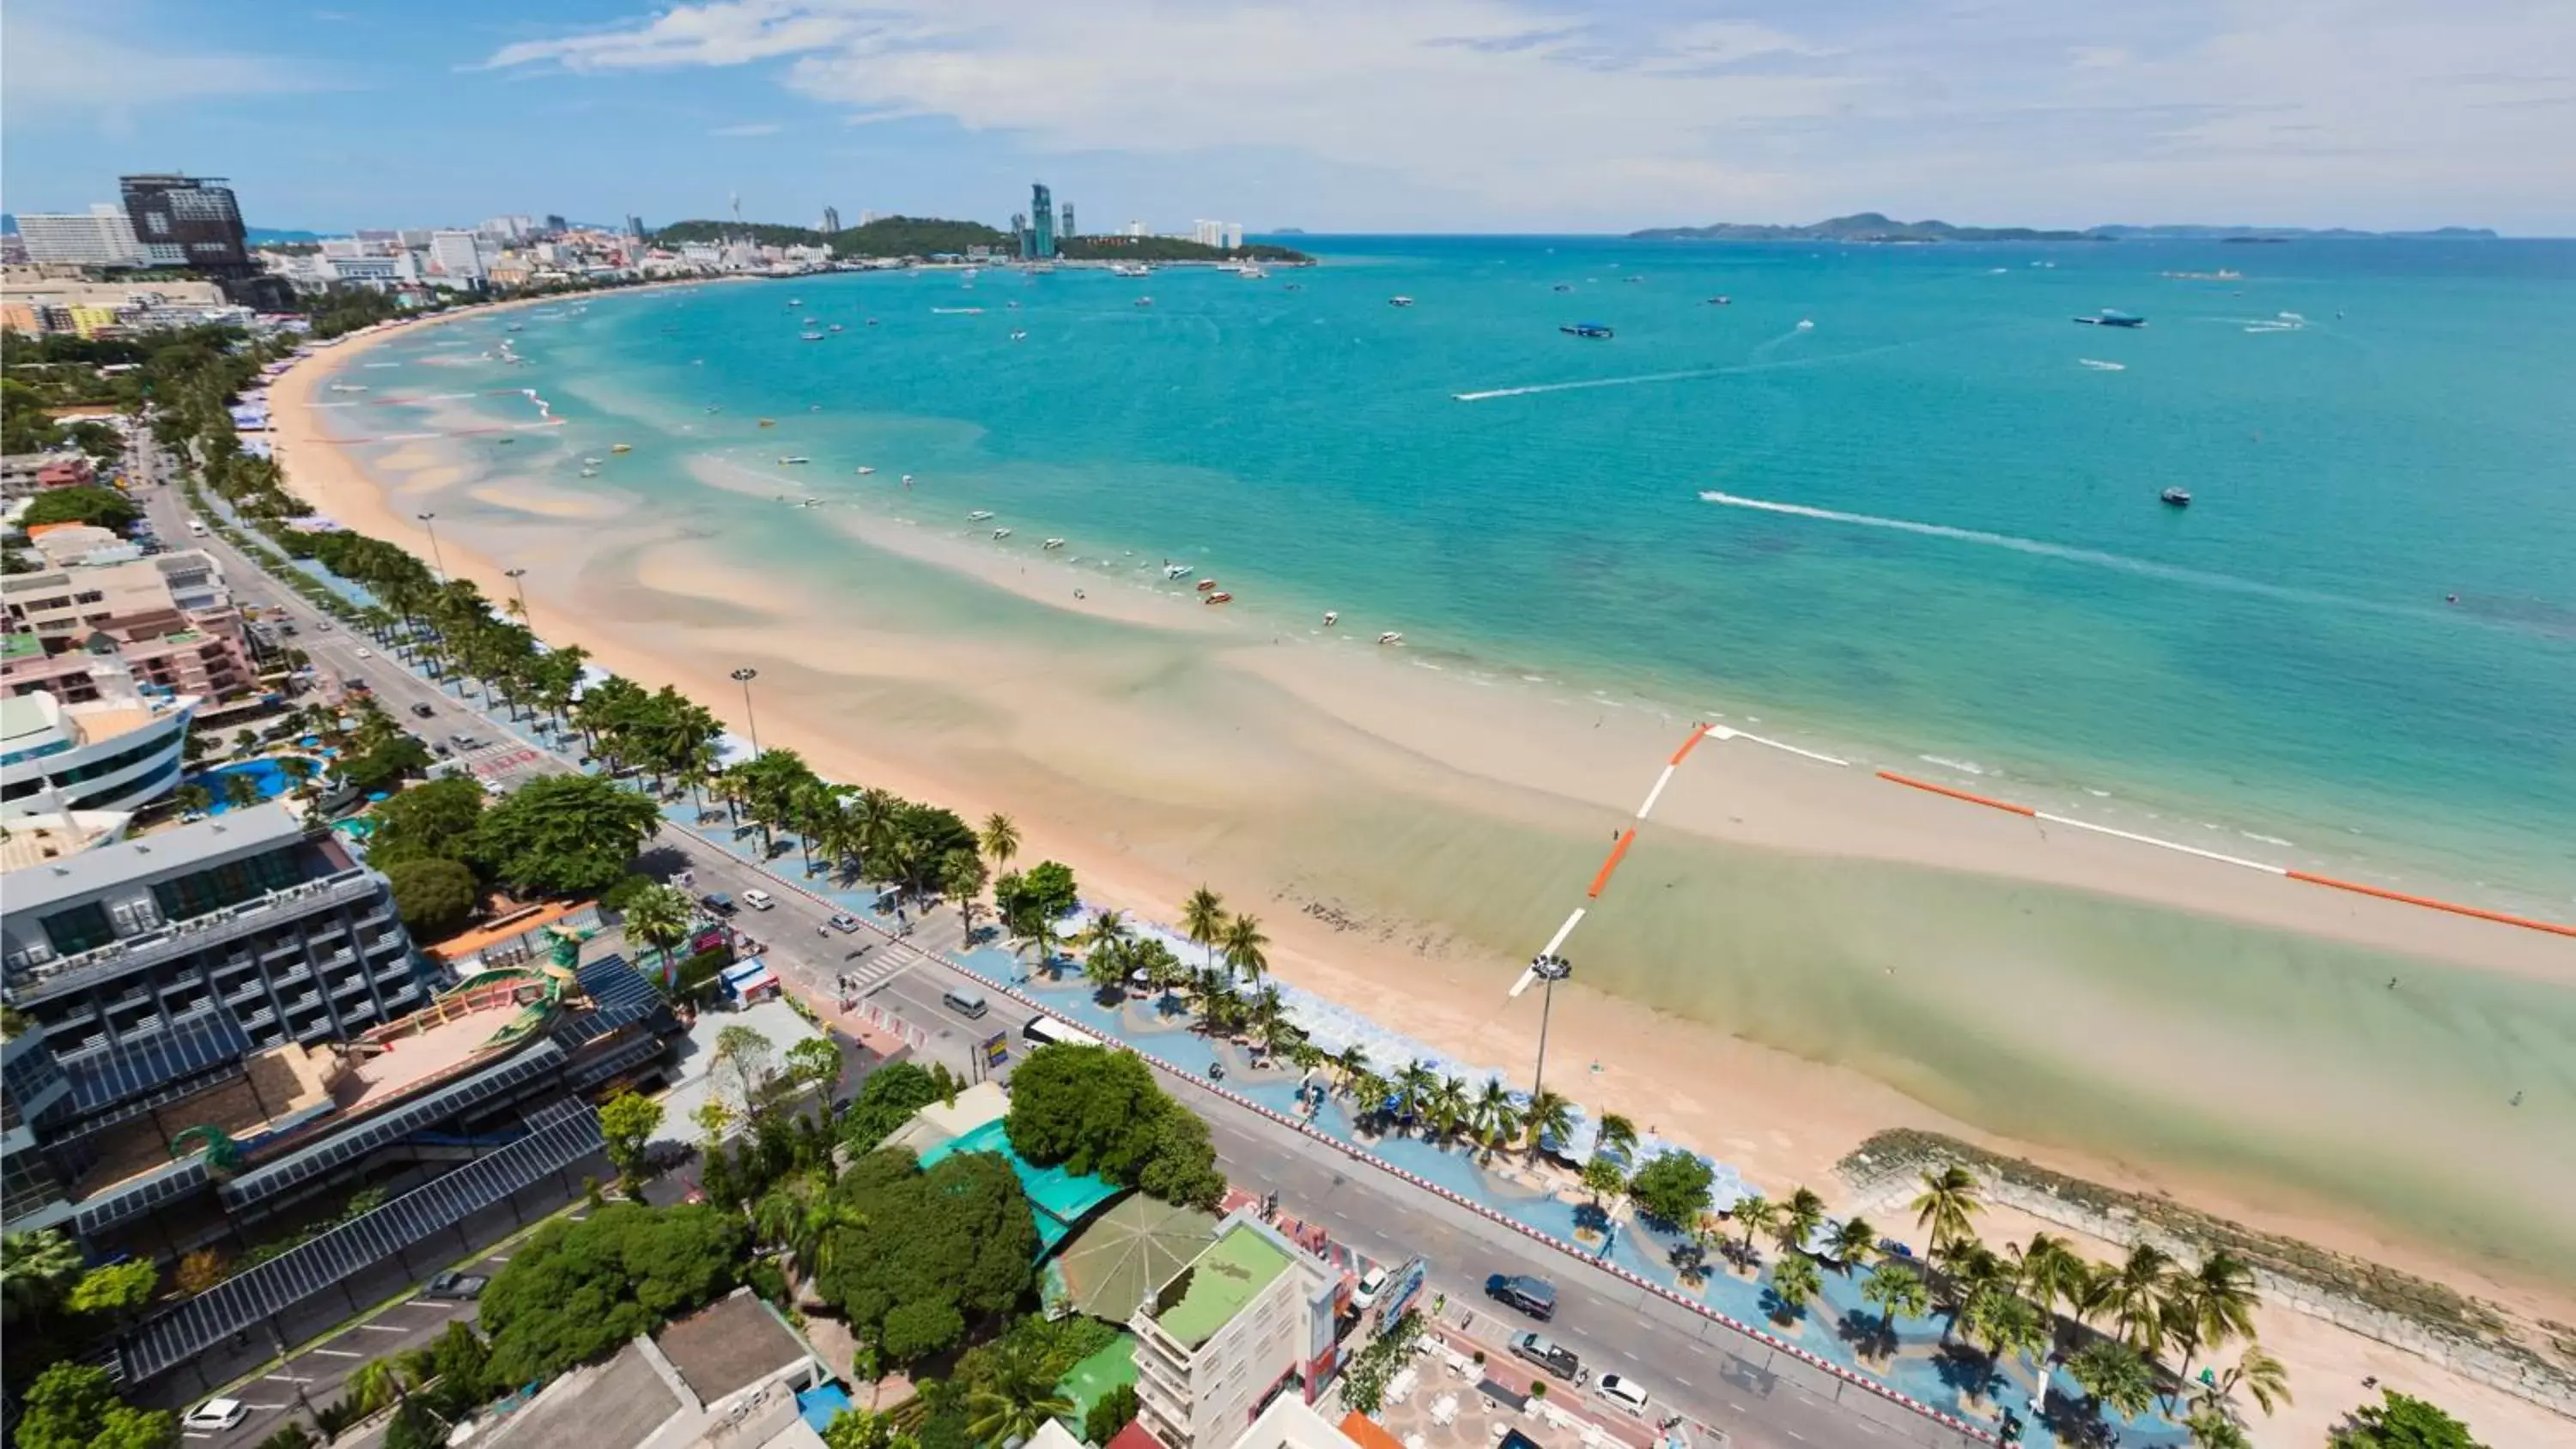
[358,1324,409,1332]
[313,1349,363,1358]
[263,1374,312,1384]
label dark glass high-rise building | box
[1061,204,1077,239]
[118,173,251,275]
[822,205,841,234]
[1030,182,1056,259]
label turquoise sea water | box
[364,235,2575,908]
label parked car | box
[411,702,437,718]
[422,1270,487,1300]
[449,732,482,748]
[741,888,776,911]
[1510,1332,1583,1382]
[182,1398,249,1432]
[1351,1264,1390,1311]
[1485,1273,1557,1320]
[825,912,862,933]
[698,892,738,916]
[354,647,373,658]
[1595,1373,1653,1416]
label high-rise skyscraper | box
[627,214,647,238]
[118,173,251,274]
[1060,204,1076,239]
[822,206,841,233]
[544,214,568,233]
[1030,182,1056,260]
[1011,212,1030,258]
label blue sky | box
[5,0,2572,234]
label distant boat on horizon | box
[2161,488,2192,506]
[2075,310,2148,328]
[1560,323,1614,339]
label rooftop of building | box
[0,809,131,872]
[1,802,311,914]
[1148,1221,1294,1349]
[337,991,539,1113]
[879,1078,1008,1157]
[487,1338,685,1449]
[0,688,193,755]
[72,1043,336,1198]
[654,1288,817,1407]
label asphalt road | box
[147,461,1969,1449]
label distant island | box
[650,215,1309,264]
[1631,212,2500,244]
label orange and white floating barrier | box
[1875,770,2573,938]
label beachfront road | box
[149,464,1956,1449]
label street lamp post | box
[1527,953,1572,1100]
[503,567,531,630]
[730,667,761,755]
[416,511,447,581]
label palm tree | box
[1767,1252,1822,1320]
[2191,1343,2290,1422]
[2066,1340,2157,1422]
[1467,1077,1521,1161]
[1771,1185,1827,1260]
[1521,1088,1576,1160]
[1084,938,1131,997]
[173,783,213,816]
[1349,1070,1395,1129]
[1078,908,1133,957]
[1965,1287,2048,1397]
[2096,1241,2178,1356]
[1938,1242,2013,1343]
[1730,1194,1778,1254]
[1219,912,1270,985]
[941,850,989,941]
[2163,1250,2263,1410]
[1909,1164,1984,1254]
[1824,1216,1878,1274]
[963,1341,1075,1448]
[1594,1112,1638,1162]
[1425,1076,1470,1143]
[221,771,263,811]
[754,1179,866,1286]
[980,813,1020,875]
[2013,1233,2093,1330]
[1181,886,1227,973]
[277,755,319,797]
[347,1357,407,1416]
[622,884,695,979]
[2182,1408,2251,1449]
[1858,1260,1930,1347]
[1393,1059,1439,1128]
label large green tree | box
[839,1061,958,1155]
[475,773,662,896]
[1625,1150,1716,1227]
[367,776,489,869]
[2330,1391,2486,1449]
[1003,1045,1224,1207]
[478,1203,744,1385]
[19,486,139,533]
[815,1149,1037,1364]
[14,1362,178,1449]
[384,856,479,938]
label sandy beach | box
[265,307,2573,1441]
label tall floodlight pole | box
[731,667,761,755]
[1527,954,1573,1099]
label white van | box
[186,518,209,537]
[942,985,989,1019]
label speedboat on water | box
[1134,296,1154,307]
[968,510,995,522]
[993,528,1012,540]
[1795,318,1814,330]
[1708,295,1731,306]
[611,443,633,453]
[1560,323,1614,339]
[1011,330,1029,341]
[579,467,599,478]
[1042,538,1066,550]
[2075,310,2147,328]
[856,465,876,475]
[828,323,843,332]
[800,331,826,341]
[1552,283,1572,292]
[777,456,811,465]
[2160,488,2191,506]
[1377,632,1404,646]
[1388,295,1415,307]
[1321,611,1338,627]
[1163,563,1194,579]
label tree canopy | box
[1626,1150,1716,1227]
[384,856,479,937]
[840,1060,959,1155]
[20,487,139,533]
[1003,1044,1224,1208]
[477,1202,744,1385]
[367,776,488,870]
[474,773,662,897]
[2330,1391,2487,1449]
[14,1362,178,1449]
[816,1149,1038,1363]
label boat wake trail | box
[1455,368,1724,402]
[1695,491,2439,621]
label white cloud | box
[3,9,334,118]
[711,122,785,136]
[483,0,2576,227]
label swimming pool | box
[182,755,325,813]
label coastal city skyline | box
[5,0,2573,235]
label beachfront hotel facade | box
[1131,1211,1340,1449]
[0,682,196,821]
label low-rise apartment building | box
[1133,1211,1340,1449]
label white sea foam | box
[2078,359,2126,371]
[1918,755,1988,776]
[2241,832,2295,848]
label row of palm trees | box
[1808,1166,2294,1447]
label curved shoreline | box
[266,291,2575,1333]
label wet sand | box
[269,313,2576,1371]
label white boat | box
[1377,632,1404,646]
[1240,266,1269,280]
[932,306,986,315]
[582,456,604,465]
[855,465,876,476]
[1134,296,1154,307]
[804,316,819,324]
[900,474,914,485]
[992,528,1012,540]
[800,331,825,341]
[1388,295,1415,307]
[1011,330,1029,341]
[1109,263,1151,278]
[789,298,803,306]
[1795,318,1815,330]
[1322,611,1339,627]
[968,510,995,522]
[579,467,600,478]
[777,455,811,465]
[1042,537,1066,550]
[1163,563,1194,579]
[828,323,843,332]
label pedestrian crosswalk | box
[833,950,913,1001]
